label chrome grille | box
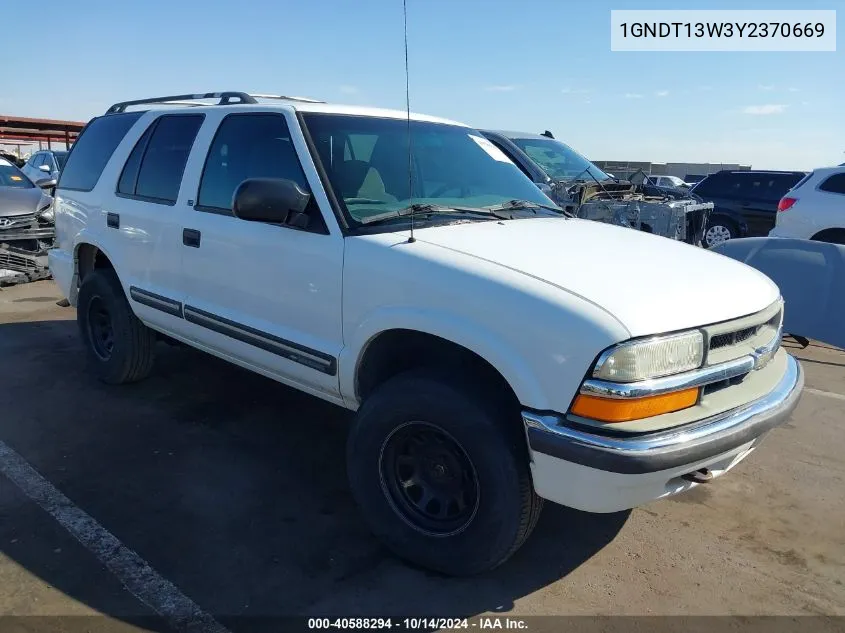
[704,302,783,365]
[0,214,36,230]
[710,326,757,350]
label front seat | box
[331,159,396,203]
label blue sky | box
[2,0,841,169]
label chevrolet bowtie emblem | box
[751,327,782,370]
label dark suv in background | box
[692,170,805,248]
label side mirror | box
[35,177,58,190]
[38,164,52,173]
[232,178,312,226]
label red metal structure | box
[0,115,86,150]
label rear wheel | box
[77,269,156,384]
[347,369,542,576]
[703,216,737,248]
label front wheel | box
[346,369,542,576]
[703,217,737,248]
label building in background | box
[593,160,751,184]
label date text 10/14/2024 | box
[307,618,529,630]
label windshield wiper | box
[484,199,573,217]
[359,203,510,226]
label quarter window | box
[819,173,845,195]
[58,112,144,192]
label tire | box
[703,216,737,248]
[76,269,156,384]
[347,368,542,576]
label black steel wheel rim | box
[379,421,479,536]
[87,296,115,361]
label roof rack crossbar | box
[106,92,259,114]
[106,91,324,114]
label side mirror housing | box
[38,164,52,173]
[232,178,312,226]
[35,177,58,190]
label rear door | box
[107,113,205,335]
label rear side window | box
[117,114,203,204]
[58,112,144,192]
[746,173,803,202]
[819,173,845,195]
[196,113,309,214]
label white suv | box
[770,166,845,243]
[49,92,803,575]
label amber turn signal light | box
[571,388,699,423]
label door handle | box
[106,213,120,229]
[182,228,201,248]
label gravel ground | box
[0,280,843,631]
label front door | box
[178,110,345,400]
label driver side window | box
[195,113,327,233]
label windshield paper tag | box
[469,135,513,163]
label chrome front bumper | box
[523,354,803,474]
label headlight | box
[593,330,704,383]
[38,206,54,222]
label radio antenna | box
[403,0,415,243]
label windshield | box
[301,114,555,226]
[0,159,33,188]
[54,152,68,170]
[509,137,608,182]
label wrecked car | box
[0,157,56,286]
[481,130,712,245]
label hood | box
[0,187,47,217]
[413,217,780,337]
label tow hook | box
[682,468,714,484]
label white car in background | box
[648,175,691,189]
[21,150,68,184]
[770,166,845,244]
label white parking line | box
[0,440,230,633]
[805,387,845,402]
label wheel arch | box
[342,313,551,413]
[810,228,845,244]
[69,238,120,305]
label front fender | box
[339,306,550,411]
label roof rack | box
[105,92,324,114]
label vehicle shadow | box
[0,318,629,631]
